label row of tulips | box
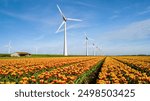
[97,57,150,84]
[18,57,104,84]
[116,56,150,63]
[0,57,97,84]
[115,57,150,75]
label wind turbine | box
[56,5,82,56]
[85,33,88,56]
[84,33,95,56]
[92,43,95,56]
[96,46,100,56]
[5,40,12,54]
[35,47,38,54]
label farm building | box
[11,52,31,57]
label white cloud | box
[138,9,150,15]
[34,35,45,41]
[76,1,96,8]
[147,6,150,9]
[109,10,121,20]
[102,19,150,40]
[0,10,57,25]
[0,10,34,20]
[109,15,119,20]
[138,6,150,15]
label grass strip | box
[74,58,106,84]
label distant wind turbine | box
[92,43,95,56]
[5,40,12,54]
[35,47,38,54]
[96,46,100,56]
[84,33,95,56]
[85,33,89,56]
[56,5,82,56]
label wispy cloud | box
[34,35,45,41]
[0,10,56,25]
[109,15,119,20]
[0,10,34,20]
[101,19,150,40]
[138,6,150,15]
[109,10,120,20]
[76,1,96,8]
[138,9,150,15]
[147,6,150,9]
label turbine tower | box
[96,46,100,56]
[92,43,95,56]
[35,47,38,54]
[5,41,12,54]
[56,5,82,56]
[85,33,89,56]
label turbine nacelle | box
[85,33,88,40]
[56,5,82,33]
[63,17,67,22]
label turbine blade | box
[9,40,11,47]
[67,18,82,21]
[57,5,66,18]
[88,37,94,41]
[56,21,65,33]
[85,33,87,37]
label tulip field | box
[0,56,150,84]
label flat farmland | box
[0,56,150,84]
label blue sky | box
[0,0,150,55]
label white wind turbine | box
[85,33,89,56]
[84,33,95,56]
[56,5,82,56]
[92,43,95,56]
[96,46,100,56]
[5,40,12,54]
[35,47,38,54]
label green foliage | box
[74,58,106,84]
[0,54,10,57]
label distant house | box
[11,52,31,57]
